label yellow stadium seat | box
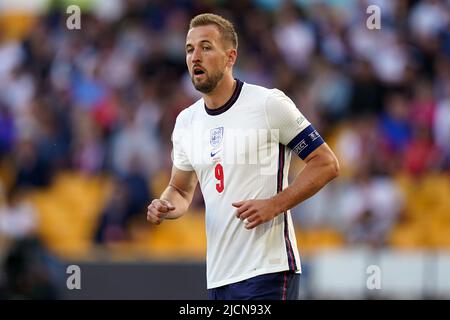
[388,222,425,249]
[0,13,37,41]
[27,171,112,259]
[296,227,344,255]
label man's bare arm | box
[147,166,198,224]
[270,143,339,214]
[234,143,339,229]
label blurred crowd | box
[0,0,450,261]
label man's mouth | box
[193,67,206,77]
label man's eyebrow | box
[186,40,213,48]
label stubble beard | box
[191,69,225,94]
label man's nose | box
[191,47,202,62]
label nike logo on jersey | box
[211,150,221,157]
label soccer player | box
[146,13,339,300]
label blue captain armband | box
[287,125,325,160]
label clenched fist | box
[147,199,175,225]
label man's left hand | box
[232,199,280,230]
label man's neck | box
[203,75,236,110]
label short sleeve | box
[265,89,325,160]
[172,116,194,171]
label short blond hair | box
[189,13,238,49]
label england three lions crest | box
[210,127,224,148]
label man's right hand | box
[146,199,175,225]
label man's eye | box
[186,49,193,54]
[202,47,210,51]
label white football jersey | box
[172,79,324,289]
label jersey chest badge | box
[210,127,224,148]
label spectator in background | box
[110,102,161,179]
[121,155,152,221]
[13,138,53,189]
[273,2,315,72]
[0,187,37,240]
[71,107,106,175]
[433,65,450,170]
[341,164,404,247]
[379,92,412,155]
[309,59,352,123]
[409,79,436,130]
[0,237,63,300]
[348,59,384,116]
[402,124,442,176]
[95,177,130,244]
[0,102,15,157]
[95,158,151,244]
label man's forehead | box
[186,25,221,45]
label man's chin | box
[195,85,214,94]
[192,79,214,94]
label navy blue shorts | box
[207,271,300,300]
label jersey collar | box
[204,79,243,116]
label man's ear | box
[227,48,237,67]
